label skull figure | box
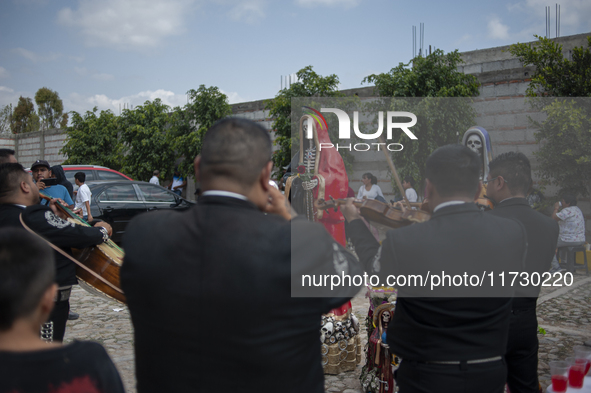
[350,327,356,336]
[382,311,391,326]
[336,332,344,341]
[466,134,483,156]
[335,321,343,332]
[351,314,360,332]
[321,322,334,344]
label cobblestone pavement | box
[64,271,591,393]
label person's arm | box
[23,205,109,249]
[552,202,563,222]
[357,186,363,199]
[264,186,293,220]
[85,200,93,222]
[376,185,385,199]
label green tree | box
[510,35,591,97]
[362,50,479,192]
[61,107,123,170]
[266,66,345,175]
[171,85,232,177]
[35,87,68,130]
[510,36,591,197]
[11,96,40,134]
[0,104,12,134]
[363,49,480,98]
[119,99,178,181]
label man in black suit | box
[343,144,528,393]
[0,163,112,342]
[486,152,558,393]
[121,118,361,393]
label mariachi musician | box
[286,109,362,374]
[0,163,112,342]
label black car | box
[87,180,195,243]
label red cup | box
[550,361,570,393]
[567,357,586,388]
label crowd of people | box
[0,115,587,393]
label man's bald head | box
[200,118,272,189]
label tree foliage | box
[510,36,591,97]
[11,96,39,134]
[119,99,178,181]
[266,66,344,175]
[171,85,232,176]
[35,87,68,129]
[61,85,232,184]
[363,49,480,98]
[61,107,123,170]
[363,50,479,192]
[510,36,591,197]
[0,104,12,134]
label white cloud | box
[57,0,195,50]
[92,73,115,81]
[295,0,360,8]
[488,17,510,40]
[0,67,9,78]
[65,88,245,115]
[227,1,265,23]
[12,48,60,62]
[220,89,245,104]
[0,86,15,93]
[69,55,85,63]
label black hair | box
[74,172,86,183]
[425,144,480,198]
[0,149,15,164]
[201,118,272,188]
[51,165,74,200]
[0,163,28,203]
[362,172,378,185]
[488,152,532,196]
[0,228,55,331]
[562,193,577,207]
[403,175,414,188]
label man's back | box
[122,195,348,393]
[0,341,124,393]
[488,198,558,302]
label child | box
[0,228,124,393]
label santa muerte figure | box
[462,126,495,210]
[286,108,362,374]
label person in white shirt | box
[357,173,385,202]
[150,170,160,185]
[402,176,418,203]
[550,193,586,272]
[74,172,92,222]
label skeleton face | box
[336,332,344,341]
[351,314,359,332]
[335,322,342,331]
[321,322,334,336]
[382,311,391,324]
[466,134,483,156]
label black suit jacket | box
[121,195,360,393]
[0,203,106,286]
[488,197,559,309]
[349,202,528,361]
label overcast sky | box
[1,0,590,116]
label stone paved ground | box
[64,271,591,393]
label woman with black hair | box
[50,165,74,201]
[357,172,385,202]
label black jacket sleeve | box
[22,205,106,249]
